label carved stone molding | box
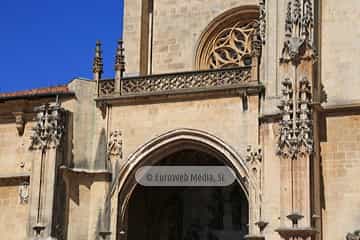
[19,181,29,204]
[277,0,315,160]
[245,145,262,171]
[30,102,65,151]
[245,145,263,200]
[259,0,266,45]
[99,80,115,96]
[277,77,313,159]
[108,130,123,160]
[245,145,266,236]
[281,0,315,64]
[13,111,25,136]
[98,67,253,97]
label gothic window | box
[195,6,260,70]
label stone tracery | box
[207,20,260,69]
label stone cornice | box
[96,83,264,106]
[0,91,74,102]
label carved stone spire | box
[302,0,314,39]
[93,40,104,81]
[114,39,125,93]
[276,1,317,239]
[285,2,293,37]
[278,0,315,159]
[281,0,315,63]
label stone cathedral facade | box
[0,0,360,240]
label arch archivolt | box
[109,128,263,239]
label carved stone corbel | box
[237,90,249,112]
[13,112,25,136]
[97,101,108,119]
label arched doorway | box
[126,149,249,240]
[111,129,254,240]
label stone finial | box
[114,39,125,75]
[114,39,125,93]
[93,40,104,81]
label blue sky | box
[0,0,124,93]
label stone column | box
[28,102,65,240]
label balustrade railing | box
[97,67,255,98]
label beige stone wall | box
[66,175,92,240]
[260,121,282,240]
[152,0,257,73]
[123,0,142,75]
[321,114,360,239]
[0,122,33,176]
[123,0,258,75]
[321,0,360,105]
[65,174,109,240]
[65,79,107,170]
[110,95,259,164]
[0,181,29,240]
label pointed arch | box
[110,128,252,239]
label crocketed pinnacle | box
[93,40,104,74]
